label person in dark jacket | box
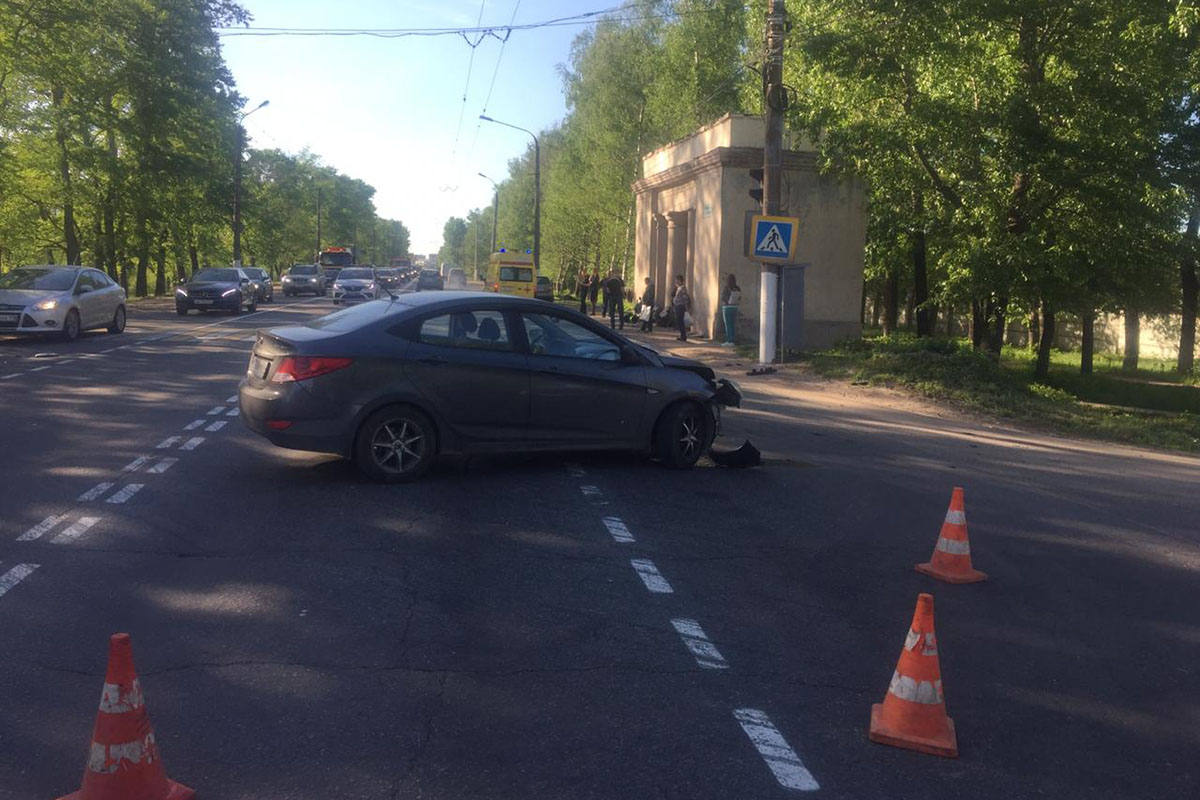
[605,271,626,329]
[578,269,590,314]
[588,269,601,314]
[639,277,655,332]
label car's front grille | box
[0,303,23,311]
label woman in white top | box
[719,273,741,346]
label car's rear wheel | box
[107,305,126,334]
[60,309,81,342]
[355,406,436,483]
[654,401,710,469]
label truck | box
[318,246,356,284]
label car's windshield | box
[338,268,374,280]
[245,268,266,279]
[289,265,317,275]
[192,268,238,282]
[0,268,77,292]
[319,251,354,267]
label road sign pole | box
[758,0,786,370]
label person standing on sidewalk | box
[606,271,626,330]
[719,273,742,346]
[578,270,591,314]
[639,277,655,332]
[588,269,601,314]
[672,274,691,341]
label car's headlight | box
[222,287,238,296]
[333,283,343,290]
[282,276,292,282]
[366,283,376,291]
[34,298,58,310]
[175,288,188,297]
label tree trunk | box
[1080,309,1094,376]
[904,289,915,331]
[1123,306,1140,372]
[912,193,931,336]
[103,98,119,279]
[1028,303,1040,350]
[1035,302,1055,379]
[871,292,883,328]
[134,214,150,298]
[154,236,167,296]
[883,268,899,334]
[52,85,80,265]
[987,295,1008,357]
[971,298,985,348]
[1179,201,1199,373]
[945,305,955,337]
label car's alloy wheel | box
[356,406,436,482]
[107,306,126,334]
[61,309,81,342]
[655,401,710,469]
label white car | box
[0,265,126,341]
[331,267,380,304]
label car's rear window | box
[306,300,407,332]
[499,267,534,282]
[290,265,317,275]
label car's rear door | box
[517,310,647,447]
[402,306,530,447]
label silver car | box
[0,266,126,341]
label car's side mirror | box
[620,345,642,365]
[241,278,250,284]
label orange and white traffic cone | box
[55,633,194,800]
[869,593,958,757]
[915,487,987,584]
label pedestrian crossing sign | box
[750,215,799,262]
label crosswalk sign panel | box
[750,215,799,262]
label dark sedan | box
[176,267,257,315]
[243,266,274,303]
[416,269,443,291]
[238,292,742,482]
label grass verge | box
[797,335,1200,453]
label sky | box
[220,0,606,255]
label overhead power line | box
[452,0,491,154]
[469,0,523,154]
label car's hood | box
[183,281,238,291]
[287,274,318,279]
[660,354,716,383]
[0,289,62,306]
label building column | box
[652,214,668,307]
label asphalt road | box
[0,296,1197,799]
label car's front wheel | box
[354,406,436,483]
[107,305,126,334]
[654,401,711,469]
[60,309,81,342]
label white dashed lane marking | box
[183,419,205,431]
[601,516,635,543]
[734,709,819,792]
[156,436,181,449]
[51,516,99,544]
[1,373,20,380]
[0,563,39,598]
[670,618,729,669]
[122,456,151,473]
[580,485,606,504]
[226,394,237,403]
[179,437,205,451]
[630,558,673,594]
[225,406,239,417]
[17,514,68,542]
[105,484,143,504]
[29,365,51,372]
[78,482,113,502]
[146,458,177,475]
[205,420,226,432]
[565,462,585,478]
[207,406,225,415]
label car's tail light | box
[271,356,353,383]
[267,419,293,430]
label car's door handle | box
[418,357,446,366]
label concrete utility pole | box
[759,0,785,367]
[315,187,322,260]
[233,100,269,269]
[478,173,499,254]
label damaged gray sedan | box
[239,291,742,482]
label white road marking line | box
[226,394,237,403]
[156,436,181,449]
[565,462,585,477]
[56,359,74,365]
[671,618,729,669]
[29,365,51,372]
[180,437,205,451]
[630,558,673,594]
[99,348,117,354]
[580,485,606,504]
[18,514,68,542]
[78,482,114,502]
[205,420,227,432]
[146,457,177,475]
[183,419,205,430]
[122,456,151,473]
[601,516,635,543]
[1,373,21,380]
[734,709,819,792]
[225,406,239,417]
[207,405,225,415]
[0,563,39,598]
[105,484,143,504]
[51,516,100,544]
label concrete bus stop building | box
[632,114,866,347]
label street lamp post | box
[478,115,539,269]
[233,99,269,268]
[478,172,499,254]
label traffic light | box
[748,168,764,205]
